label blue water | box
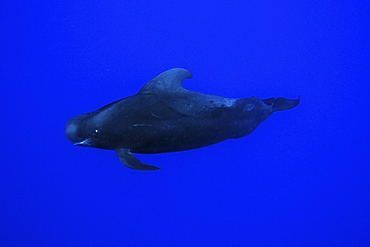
[2,1,369,246]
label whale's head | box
[65,114,90,145]
[65,113,112,150]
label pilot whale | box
[65,68,300,170]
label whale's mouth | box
[74,139,92,147]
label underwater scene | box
[1,1,369,246]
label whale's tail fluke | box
[262,96,300,112]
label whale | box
[65,68,300,170]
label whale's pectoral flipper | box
[115,148,161,171]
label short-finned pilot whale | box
[65,68,300,170]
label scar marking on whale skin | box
[151,111,161,119]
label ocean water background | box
[1,1,369,246]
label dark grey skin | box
[65,68,300,170]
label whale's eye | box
[92,129,99,135]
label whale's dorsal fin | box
[138,68,193,94]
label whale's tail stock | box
[262,96,301,112]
